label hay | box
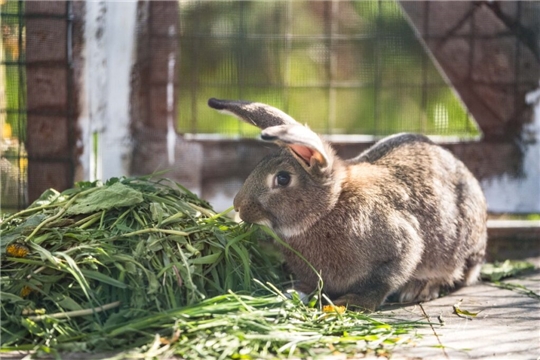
[0,176,419,358]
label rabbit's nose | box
[233,197,241,213]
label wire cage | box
[177,0,480,138]
[0,0,26,213]
[0,0,75,213]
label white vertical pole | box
[80,0,107,181]
[523,83,540,211]
[100,1,138,180]
[80,0,138,182]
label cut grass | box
[1,175,421,358]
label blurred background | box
[0,1,539,260]
[176,1,479,137]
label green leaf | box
[481,260,535,282]
[0,231,23,254]
[453,300,481,319]
[150,202,165,223]
[20,213,49,229]
[54,295,85,311]
[21,318,43,336]
[80,269,127,289]
[147,273,160,295]
[0,291,25,303]
[28,188,62,208]
[66,182,144,215]
[190,252,222,265]
[453,306,480,318]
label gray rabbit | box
[208,98,487,311]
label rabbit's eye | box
[274,171,291,187]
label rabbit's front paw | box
[333,293,380,312]
[398,280,440,303]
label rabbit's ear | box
[208,98,298,129]
[262,124,331,169]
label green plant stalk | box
[120,228,190,238]
[109,206,134,229]
[2,201,64,224]
[26,301,121,321]
[491,281,540,300]
[25,188,99,241]
[74,212,102,229]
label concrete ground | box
[382,270,540,359]
[2,272,538,360]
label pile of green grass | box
[0,176,419,358]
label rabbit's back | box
[275,134,486,308]
[356,134,487,297]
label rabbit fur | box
[208,98,487,311]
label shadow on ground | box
[382,270,540,359]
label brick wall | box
[25,1,83,202]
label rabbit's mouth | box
[235,207,273,229]
[253,218,273,229]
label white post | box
[482,81,540,213]
[79,0,138,182]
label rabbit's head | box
[208,98,344,237]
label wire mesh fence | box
[177,0,480,138]
[0,1,74,213]
[0,0,26,213]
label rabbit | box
[208,97,487,311]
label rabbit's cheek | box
[235,199,272,227]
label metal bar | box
[324,1,334,135]
[184,82,457,90]
[184,79,535,89]
[328,0,339,135]
[467,2,476,83]
[373,0,382,135]
[237,0,246,136]
[25,157,73,163]
[0,12,67,19]
[283,0,292,113]
[177,32,517,41]
[3,60,67,66]
[16,0,26,209]
[513,2,522,124]
[188,0,200,134]
[1,109,72,115]
[66,0,75,189]
[420,1,429,133]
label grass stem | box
[26,301,121,321]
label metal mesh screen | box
[0,1,74,213]
[0,0,26,213]
[178,0,480,138]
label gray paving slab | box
[383,270,540,359]
[2,272,538,359]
